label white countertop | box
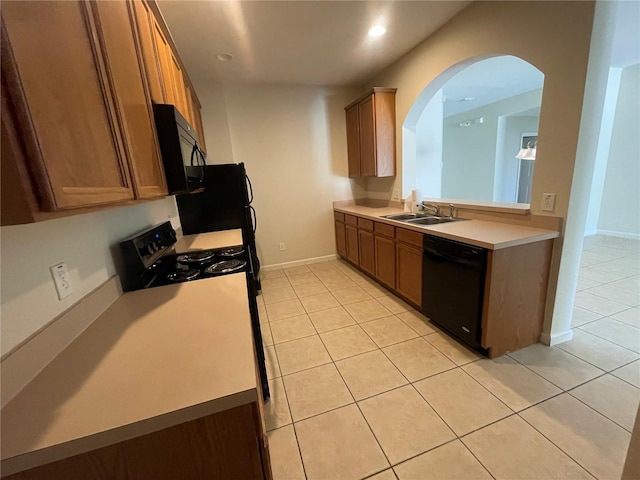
[174,229,243,252]
[335,205,559,249]
[0,274,257,475]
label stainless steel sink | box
[405,217,457,226]
[380,213,425,221]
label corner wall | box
[195,83,365,266]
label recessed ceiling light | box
[216,53,233,62]
[368,25,386,37]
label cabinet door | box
[345,225,359,265]
[345,104,360,177]
[131,0,165,104]
[93,1,167,199]
[358,229,375,275]
[151,18,175,106]
[396,242,423,307]
[1,1,134,210]
[168,51,189,119]
[358,94,376,176]
[375,234,396,289]
[191,93,207,153]
[335,221,346,257]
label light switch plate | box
[50,262,73,300]
[542,193,556,212]
[392,189,400,201]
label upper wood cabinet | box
[344,87,397,178]
[93,1,167,199]
[132,0,206,152]
[1,1,136,213]
[1,0,206,225]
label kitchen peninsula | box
[334,200,560,358]
[1,231,271,479]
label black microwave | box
[153,104,207,194]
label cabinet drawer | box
[374,222,395,238]
[396,227,423,247]
[334,211,345,222]
[345,214,358,226]
[358,217,374,231]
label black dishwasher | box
[422,235,488,352]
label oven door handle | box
[250,205,257,233]
[246,175,254,205]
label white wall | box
[415,90,443,197]
[440,89,541,201]
[495,116,540,203]
[195,83,365,266]
[585,67,623,235]
[598,63,640,237]
[1,197,180,355]
[365,1,595,220]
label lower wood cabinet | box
[358,229,375,275]
[4,403,271,480]
[374,227,395,289]
[345,225,359,264]
[335,220,346,257]
[395,241,422,306]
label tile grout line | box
[565,389,635,434]
[515,411,599,480]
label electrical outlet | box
[392,189,400,201]
[50,262,73,300]
[542,193,556,212]
[279,242,286,252]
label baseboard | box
[540,329,573,346]
[262,254,338,271]
[596,229,640,240]
[1,276,122,408]
[583,228,598,237]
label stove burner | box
[176,250,217,265]
[217,246,245,258]
[166,269,200,282]
[204,259,247,275]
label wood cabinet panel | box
[151,18,175,106]
[396,242,422,307]
[482,240,553,358]
[375,234,396,289]
[168,51,189,119]
[4,404,267,480]
[374,221,395,238]
[345,104,360,177]
[1,1,135,210]
[190,91,207,153]
[130,0,165,104]
[93,1,167,199]
[334,211,345,222]
[345,214,358,226]
[358,229,375,275]
[345,87,396,178]
[373,91,397,178]
[358,95,376,177]
[345,225,359,264]
[335,220,346,257]
[357,217,374,232]
[396,227,423,248]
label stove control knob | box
[152,242,159,252]
[146,244,154,255]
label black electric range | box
[119,221,270,400]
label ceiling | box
[156,0,470,86]
[611,0,640,68]
[442,56,544,117]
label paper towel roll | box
[410,189,422,212]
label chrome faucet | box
[423,203,440,216]
[448,204,455,218]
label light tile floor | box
[261,234,640,480]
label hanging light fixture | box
[516,140,537,160]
